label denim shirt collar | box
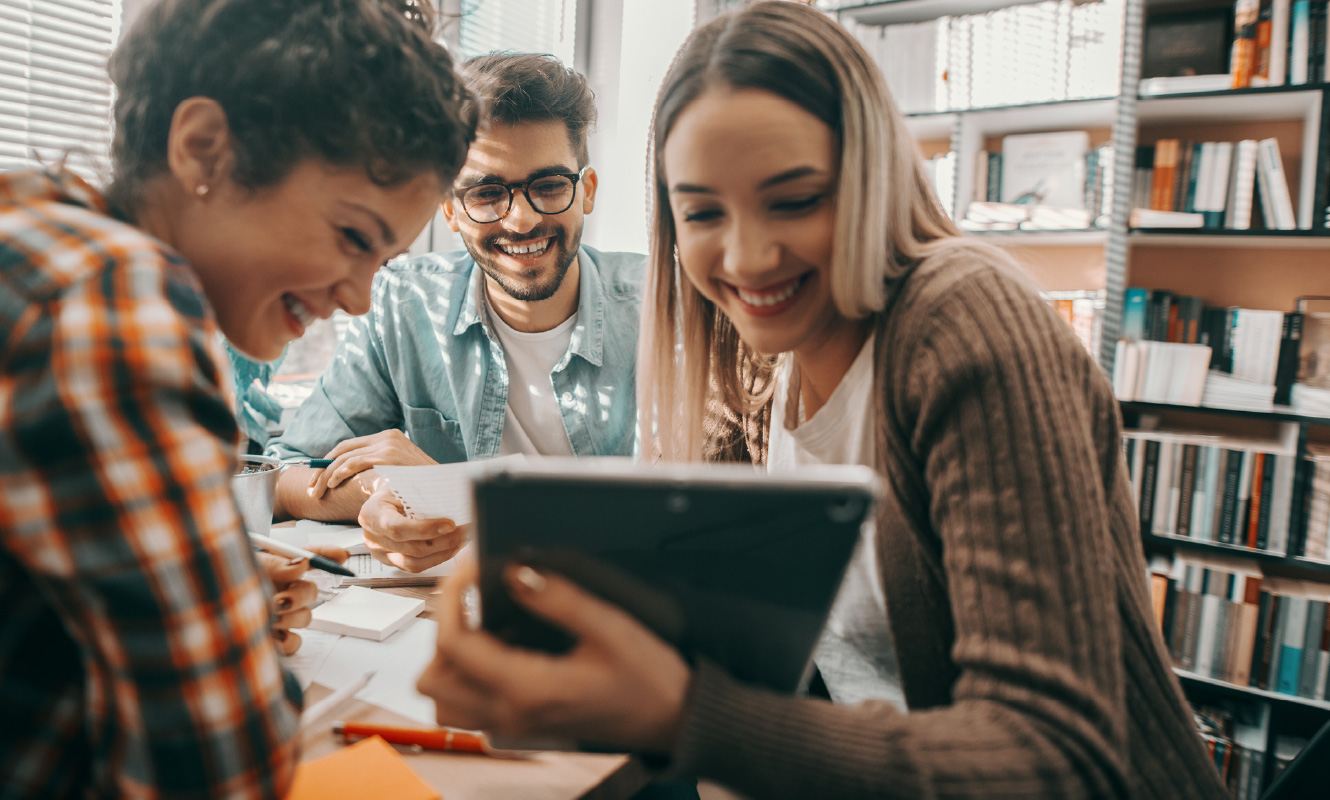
[452,245,605,368]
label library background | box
[5,0,1330,796]
[826,0,1330,796]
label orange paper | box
[286,735,440,800]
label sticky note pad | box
[286,735,439,800]
[309,585,426,641]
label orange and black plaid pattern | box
[0,169,300,799]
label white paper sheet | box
[376,455,524,524]
[282,519,368,554]
[285,628,343,689]
[309,617,440,726]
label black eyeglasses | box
[456,168,588,224]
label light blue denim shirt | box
[268,245,643,463]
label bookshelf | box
[833,0,1330,793]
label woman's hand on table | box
[358,482,467,573]
[308,429,435,499]
[417,558,691,754]
[257,544,350,655]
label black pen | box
[250,533,355,577]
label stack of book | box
[1148,554,1330,702]
[1114,288,1303,408]
[964,131,1113,231]
[842,0,1123,113]
[1231,0,1330,89]
[1130,138,1297,231]
[1123,431,1298,554]
[1191,702,1268,799]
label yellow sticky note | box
[286,735,440,800]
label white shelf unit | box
[1135,88,1324,230]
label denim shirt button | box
[561,391,573,405]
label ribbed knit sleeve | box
[669,245,1228,800]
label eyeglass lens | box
[463,175,577,223]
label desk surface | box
[299,684,647,800]
[285,540,647,800]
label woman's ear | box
[580,167,598,214]
[166,97,233,197]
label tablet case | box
[472,460,879,695]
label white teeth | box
[498,239,551,256]
[283,294,315,326]
[736,279,801,307]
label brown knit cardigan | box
[666,244,1228,799]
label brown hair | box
[107,0,476,211]
[461,52,597,167]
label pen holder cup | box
[232,454,284,536]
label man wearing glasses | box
[268,53,643,572]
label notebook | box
[309,586,425,641]
[337,548,466,587]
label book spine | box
[1140,439,1161,531]
[1257,138,1297,228]
[1298,599,1327,696]
[1234,0,1263,88]
[1178,444,1200,536]
[1256,593,1282,688]
[1311,0,1327,83]
[1292,0,1312,84]
[1219,449,1245,544]
[1276,594,1309,694]
[1243,586,1271,686]
[1272,0,1292,85]
[1274,311,1304,405]
[986,152,1002,202]
[1257,453,1277,550]
[1247,451,1267,548]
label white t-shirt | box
[488,305,577,457]
[768,334,905,710]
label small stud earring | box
[195,184,209,197]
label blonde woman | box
[419,3,1226,797]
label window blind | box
[0,0,120,181]
[458,0,576,64]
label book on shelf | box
[1000,131,1090,211]
[1142,6,1233,80]
[1041,290,1102,357]
[1271,0,1292,86]
[1129,208,1206,229]
[1113,341,1212,405]
[1147,554,1330,705]
[1298,309,1330,390]
[1253,138,1297,230]
[1232,0,1263,89]
[1124,430,1296,553]
[1138,74,1236,95]
[846,0,1123,112]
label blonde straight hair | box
[639,1,964,462]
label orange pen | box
[332,722,491,755]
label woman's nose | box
[722,218,781,277]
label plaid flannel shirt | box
[0,169,300,799]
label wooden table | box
[298,683,648,800]
[281,535,648,800]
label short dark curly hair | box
[462,53,596,168]
[106,0,476,211]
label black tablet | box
[471,459,879,696]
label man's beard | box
[466,221,581,303]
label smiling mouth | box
[496,237,553,258]
[727,274,809,313]
[282,293,316,326]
